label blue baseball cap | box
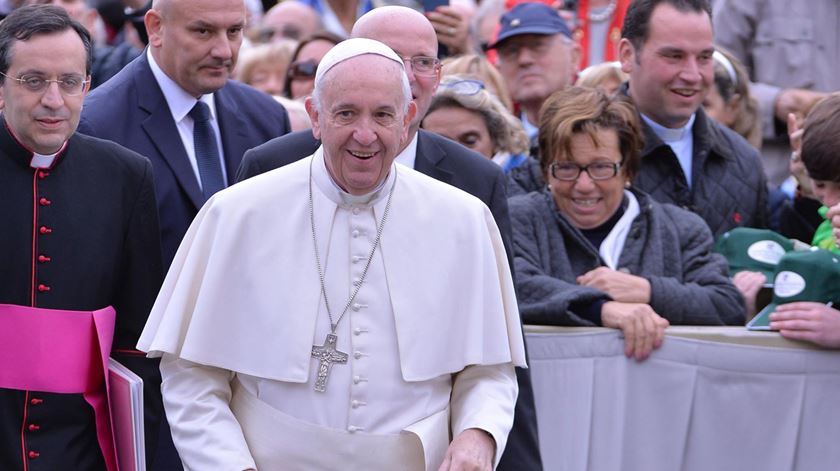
[487,3,573,50]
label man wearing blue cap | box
[488,3,580,143]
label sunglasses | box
[287,60,318,80]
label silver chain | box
[309,160,397,333]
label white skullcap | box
[315,37,404,81]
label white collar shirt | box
[147,49,228,189]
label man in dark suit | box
[78,0,290,268]
[77,1,288,469]
[236,6,543,470]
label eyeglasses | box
[550,161,622,181]
[287,60,318,79]
[402,55,440,76]
[0,72,89,96]
[439,79,485,95]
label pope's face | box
[0,29,89,154]
[307,55,416,195]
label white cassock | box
[137,148,527,470]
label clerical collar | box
[395,132,418,169]
[311,146,395,207]
[147,48,218,124]
[640,112,695,143]
[0,116,68,169]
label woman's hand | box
[601,301,669,361]
[426,6,472,56]
[577,266,651,304]
[732,270,766,320]
[788,112,815,198]
[827,202,840,247]
[770,302,840,348]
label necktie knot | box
[190,101,211,123]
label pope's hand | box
[577,266,651,304]
[438,428,495,471]
[601,301,669,361]
[770,302,840,348]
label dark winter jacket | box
[511,188,745,326]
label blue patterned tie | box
[189,101,225,200]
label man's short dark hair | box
[802,93,840,183]
[0,4,92,81]
[621,0,712,50]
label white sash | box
[230,379,448,470]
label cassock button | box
[347,425,361,433]
[354,351,363,359]
[354,327,362,335]
[39,226,52,234]
[351,400,360,408]
[39,197,51,206]
[351,256,361,264]
[352,230,360,238]
[352,278,361,286]
[38,255,51,263]
[30,398,44,405]
[27,424,40,432]
[352,207,360,215]
[353,375,363,384]
[352,303,362,311]
[28,451,40,459]
[37,284,50,292]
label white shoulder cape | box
[138,151,526,382]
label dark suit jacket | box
[237,129,543,470]
[79,53,290,267]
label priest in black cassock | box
[0,5,163,471]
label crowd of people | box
[1,0,839,469]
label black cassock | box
[0,120,164,471]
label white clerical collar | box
[147,48,218,124]
[395,132,418,169]
[641,112,696,143]
[312,146,396,207]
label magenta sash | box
[0,304,119,471]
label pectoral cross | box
[311,332,348,392]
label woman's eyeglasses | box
[439,79,485,96]
[550,161,622,181]
[287,60,318,80]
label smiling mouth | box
[349,150,376,160]
[572,198,600,207]
[672,88,699,98]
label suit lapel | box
[134,56,205,209]
[214,87,251,179]
[414,131,454,184]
